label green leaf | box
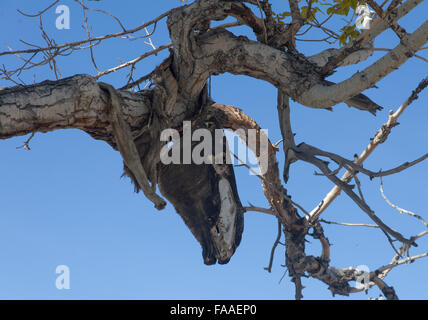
[339,33,347,45]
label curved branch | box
[195,29,381,113]
[167,0,426,113]
[17,0,60,18]
[207,103,301,225]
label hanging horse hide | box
[157,118,245,265]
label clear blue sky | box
[0,0,427,299]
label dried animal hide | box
[157,117,244,265]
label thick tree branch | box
[195,29,382,113]
[300,20,428,108]
[0,74,150,141]
[166,0,383,114]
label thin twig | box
[320,219,379,228]
[16,132,35,151]
[244,205,275,215]
[380,177,428,228]
[0,9,173,57]
[17,0,60,17]
[264,218,283,273]
[94,43,172,79]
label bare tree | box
[0,0,427,299]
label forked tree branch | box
[309,76,428,221]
